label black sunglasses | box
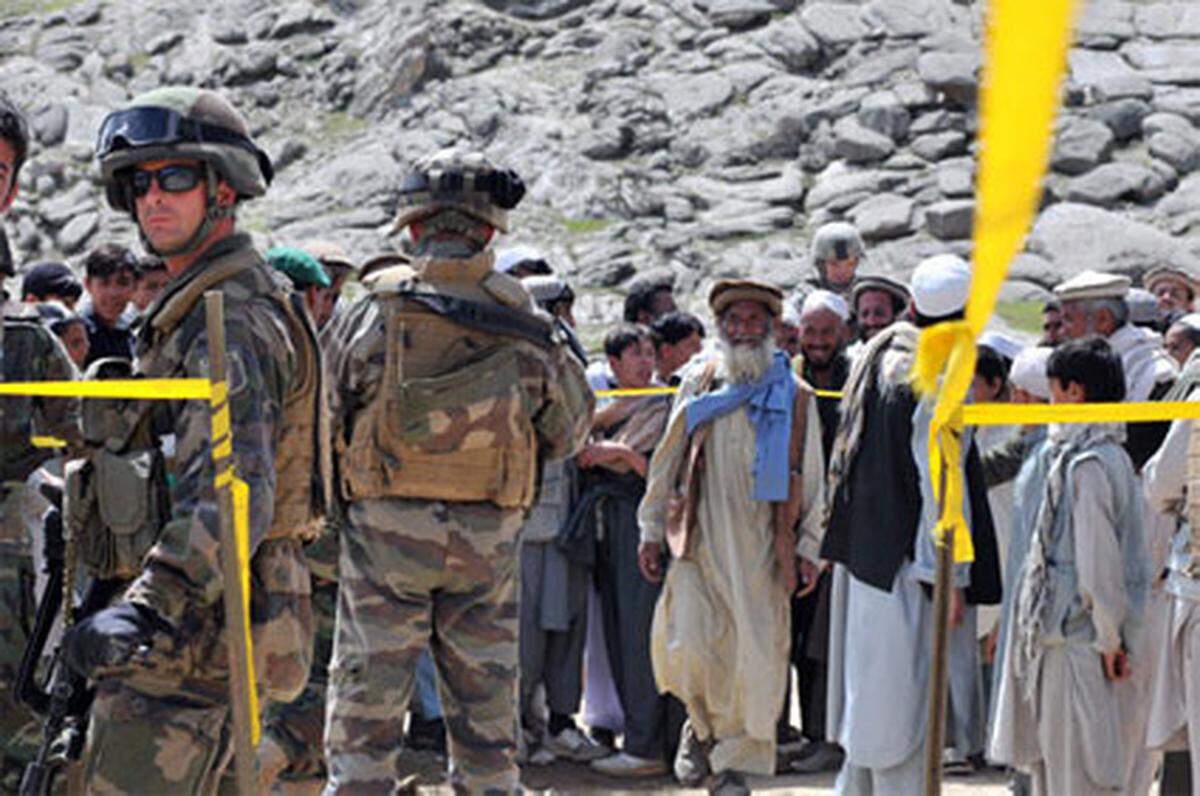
[128,164,205,197]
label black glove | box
[62,603,171,679]
[41,507,64,573]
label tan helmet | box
[97,86,273,212]
[390,148,525,234]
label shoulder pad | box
[480,270,535,311]
[363,264,422,294]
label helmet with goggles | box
[96,87,273,214]
[390,148,525,235]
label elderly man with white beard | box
[637,279,827,794]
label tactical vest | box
[339,252,546,510]
[143,242,332,543]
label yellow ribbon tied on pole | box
[911,0,1079,564]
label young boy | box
[988,336,1152,794]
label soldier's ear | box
[215,180,237,209]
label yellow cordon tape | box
[596,386,846,400]
[0,378,213,400]
[207,380,260,746]
[0,374,258,742]
[910,0,1080,564]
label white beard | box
[717,333,775,384]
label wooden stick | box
[204,291,256,795]
[924,454,953,796]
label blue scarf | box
[685,350,796,501]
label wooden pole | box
[923,448,953,796]
[204,291,256,795]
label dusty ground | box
[279,750,1014,794]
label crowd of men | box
[2,80,1200,796]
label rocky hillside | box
[4,0,1200,333]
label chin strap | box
[136,163,234,258]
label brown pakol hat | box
[708,279,784,317]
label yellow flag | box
[913,0,1079,562]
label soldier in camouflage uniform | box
[323,149,593,793]
[0,91,83,790]
[59,87,328,792]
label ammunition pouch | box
[67,447,168,581]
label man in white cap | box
[1055,269,1178,468]
[823,254,1001,793]
[638,279,827,794]
[788,289,851,774]
[1056,269,1178,794]
[1145,264,1200,320]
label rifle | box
[15,504,119,796]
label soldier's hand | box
[62,603,171,678]
[637,541,664,583]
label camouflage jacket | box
[123,234,300,627]
[324,250,593,512]
[0,297,81,487]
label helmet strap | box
[135,163,230,259]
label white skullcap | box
[800,289,850,322]
[1173,312,1200,333]
[910,254,972,318]
[978,330,1024,362]
[1009,346,1053,400]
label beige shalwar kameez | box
[638,358,825,776]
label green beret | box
[267,246,331,289]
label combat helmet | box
[95,87,273,255]
[391,148,525,235]
[811,222,864,268]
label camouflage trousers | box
[0,479,46,790]
[0,550,38,792]
[82,680,232,794]
[259,575,337,785]
[324,498,521,795]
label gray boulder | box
[833,117,895,163]
[800,3,869,48]
[911,130,967,162]
[924,199,974,240]
[1050,118,1115,175]
[916,51,979,106]
[849,192,914,240]
[857,91,911,141]
[57,212,98,255]
[1088,98,1152,142]
[1064,162,1170,206]
[1149,132,1200,175]
[1028,201,1200,276]
[700,0,777,30]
